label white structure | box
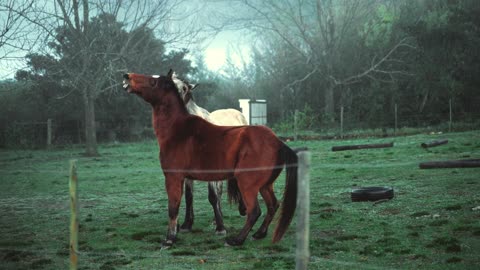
[239,99,267,125]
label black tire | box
[351,187,394,202]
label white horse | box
[173,73,247,234]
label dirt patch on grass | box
[253,255,294,269]
[445,204,463,211]
[359,236,408,257]
[99,255,132,270]
[0,249,53,269]
[334,234,367,241]
[379,208,402,215]
[1,249,34,262]
[425,237,461,252]
[410,211,430,218]
[121,212,140,218]
[131,231,164,244]
[446,244,462,253]
[171,250,196,256]
[446,257,463,263]
[408,231,420,237]
[428,219,449,227]
[409,254,427,260]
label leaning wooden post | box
[296,150,310,270]
[47,119,52,149]
[340,106,344,139]
[69,160,79,270]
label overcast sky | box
[0,0,252,80]
[183,0,252,72]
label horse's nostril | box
[123,74,129,80]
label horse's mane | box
[172,73,194,104]
[160,75,189,114]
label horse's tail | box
[272,143,298,243]
[227,178,241,204]
[227,178,247,216]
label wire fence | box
[3,109,479,149]
[291,109,480,140]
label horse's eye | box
[183,86,187,91]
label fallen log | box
[419,159,480,169]
[421,139,448,148]
[332,142,394,152]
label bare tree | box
[11,0,205,155]
[0,0,38,77]
[229,0,414,121]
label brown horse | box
[172,75,247,234]
[123,70,298,247]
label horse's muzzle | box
[122,74,130,91]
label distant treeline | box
[1,0,479,148]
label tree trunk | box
[324,84,335,123]
[83,88,98,156]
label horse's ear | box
[167,69,174,80]
[190,84,198,91]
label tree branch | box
[333,37,416,85]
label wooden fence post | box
[449,99,452,132]
[296,150,310,270]
[340,106,344,139]
[47,119,52,149]
[69,160,79,270]
[394,103,398,136]
[294,109,299,141]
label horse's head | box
[123,70,179,105]
[172,73,197,104]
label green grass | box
[1,131,480,269]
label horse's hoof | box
[161,239,174,249]
[179,227,192,233]
[215,229,227,235]
[225,237,243,246]
[238,207,246,216]
[252,231,267,240]
[179,224,192,233]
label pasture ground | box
[0,131,479,269]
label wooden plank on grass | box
[421,139,448,148]
[419,159,480,169]
[332,142,394,152]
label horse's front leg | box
[163,175,184,249]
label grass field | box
[1,131,479,269]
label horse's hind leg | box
[225,189,261,246]
[252,184,279,240]
[208,181,226,234]
[180,179,194,232]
